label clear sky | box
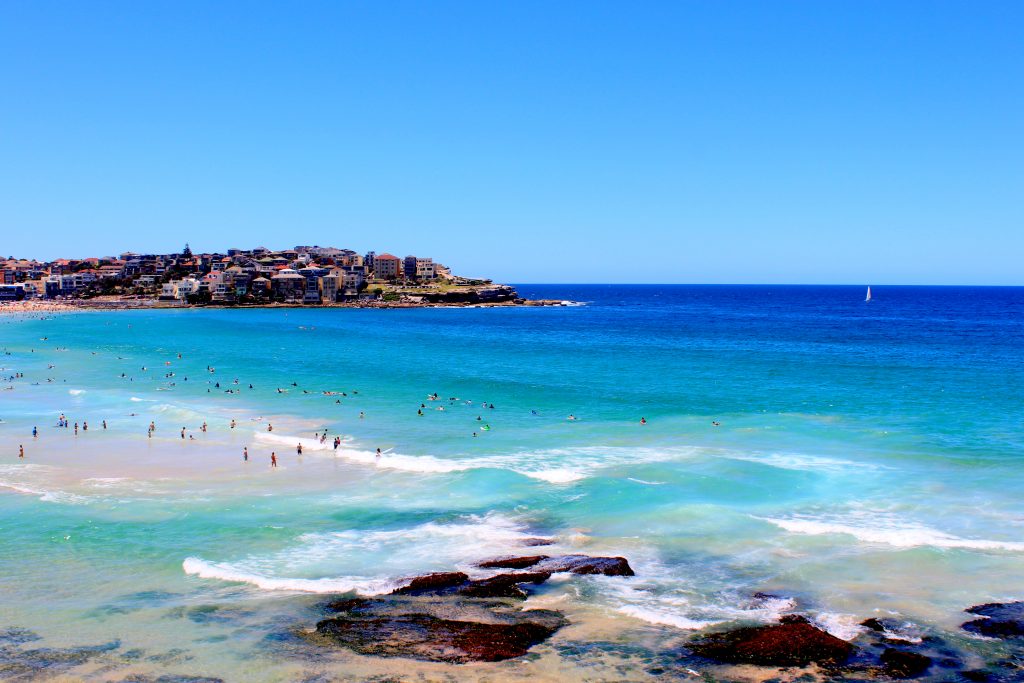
[1,1,1021,284]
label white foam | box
[627,478,666,485]
[813,612,866,641]
[758,515,1024,551]
[181,513,553,593]
[68,389,86,395]
[520,468,586,484]
[616,604,717,630]
[722,451,884,473]
[254,431,335,452]
[182,557,400,594]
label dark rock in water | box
[0,627,42,645]
[458,572,552,599]
[779,614,810,625]
[962,602,1024,639]
[522,538,554,546]
[881,648,932,678]
[536,555,635,577]
[314,611,566,662]
[690,618,854,667]
[323,597,369,613]
[477,555,549,569]
[391,572,469,595]
[862,617,887,632]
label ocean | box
[1,284,1023,681]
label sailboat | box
[865,286,872,302]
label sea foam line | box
[757,516,1024,551]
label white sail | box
[865,286,872,302]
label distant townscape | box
[0,244,530,307]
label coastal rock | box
[689,616,855,667]
[314,611,566,663]
[391,572,469,596]
[458,572,552,599]
[962,602,1024,639]
[477,555,549,570]
[522,538,555,546]
[881,648,932,678]
[535,555,635,577]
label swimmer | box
[32,426,37,438]
[230,419,236,429]
[267,423,273,432]
[19,445,24,458]
[376,448,381,457]
[243,446,248,461]
[102,420,107,429]
[567,414,577,421]
[359,412,364,419]
[640,417,647,425]
[271,452,277,467]
[712,421,721,426]
[296,443,302,455]
[181,428,186,439]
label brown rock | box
[477,555,549,570]
[962,602,1024,639]
[881,648,932,678]
[391,572,468,595]
[537,555,635,577]
[459,572,552,599]
[315,611,565,662]
[690,618,855,667]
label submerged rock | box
[535,555,635,577]
[477,555,549,569]
[689,615,854,667]
[881,647,932,678]
[458,572,552,599]
[314,610,567,663]
[962,602,1024,639]
[391,572,469,596]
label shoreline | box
[0,298,580,314]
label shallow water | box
[1,285,1023,681]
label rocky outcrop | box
[962,602,1024,639]
[536,554,635,576]
[689,614,854,667]
[880,647,932,678]
[392,572,469,596]
[310,554,636,662]
[477,555,549,570]
[458,572,552,599]
[475,554,635,577]
[315,612,565,663]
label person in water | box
[102,420,107,429]
[267,423,273,432]
[640,417,647,425]
[270,452,277,467]
[243,446,248,461]
[296,443,302,455]
[32,426,37,438]
[19,445,24,458]
[376,448,381,457]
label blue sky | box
[1,1,1021,284]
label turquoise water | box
[1,285,1023,681]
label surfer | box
[640,417,647,425]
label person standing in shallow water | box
[243,446,248,462]
[270,452,277,467]
[19,445,24,458]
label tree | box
[182,243,193,258]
